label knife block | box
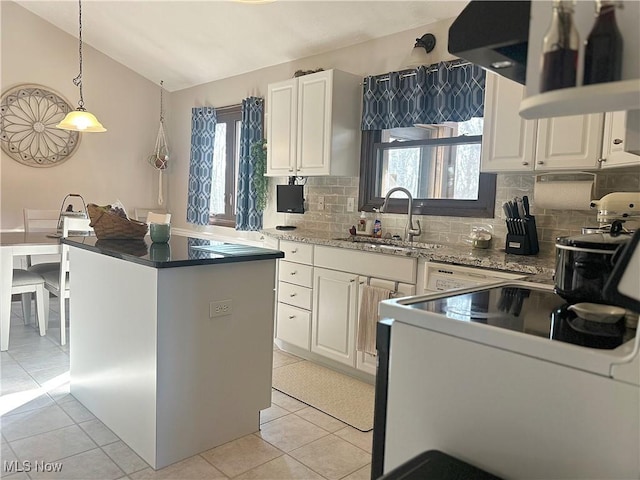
[505,215,539,255]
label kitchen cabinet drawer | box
[280,240,313,265]
[278,260,313,288]
[276,302,311,350]
[314,245,416,284]
[278,281,312,310]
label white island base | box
[68,247,277,469]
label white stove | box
[372,282,640,479]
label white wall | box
[1,1,455,235]
[1,2,163,230]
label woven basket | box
[87,203,148,240]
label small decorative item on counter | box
[373,208,382,238]
[469,224,493,249]
[583,0,623,85]
[357,211,367,232]
[87,203,148,240]
[56,193,88,232]
[540,0,579,92]
[149,223,171,243]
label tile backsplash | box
[276,168,640,258]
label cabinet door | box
[296,70,333,176]
[312,267,358,366]
[266,79,297,176]
[481,74,536,172]
[535,114,604,170]
[601,110,640,168]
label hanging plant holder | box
[148,80,169,205]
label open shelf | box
[519,79,640,119]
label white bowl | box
[567,303,626,323]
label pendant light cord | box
[159,80,164,123]
[73,0,85,111]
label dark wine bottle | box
[583,0,623,85]
[540,0,579,93]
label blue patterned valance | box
[361,62,486,130]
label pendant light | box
[56,0,106,133]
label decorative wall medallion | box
[1,84,81,167]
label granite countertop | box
[262,228,556,283]
[63,234,284,268]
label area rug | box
[272,360,375,432]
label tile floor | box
[1,301,372,480]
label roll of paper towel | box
[534,180,594,210]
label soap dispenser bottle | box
[373,209,382,238]
[358,211,367,233]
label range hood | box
[448,1,531,85]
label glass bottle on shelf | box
[583,0,623,85]
[540,0,580,93]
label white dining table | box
[0,231,61,351]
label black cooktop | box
[407,284,635,349]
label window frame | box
[209,105,242,227]
[358,130,497,218]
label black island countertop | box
[62,234,284,268]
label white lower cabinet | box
[312,268,359,367]
[275,242,419,377]
[275,241,314,351]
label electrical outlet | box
[210,299,233,318]
[318,196,325,211]
[346,197,355,212]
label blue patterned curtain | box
[235,97,264,231]
[361,62,486,130]
[186,107,216,225]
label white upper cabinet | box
[535,113,604,170]
[600,110,640,169]
[482,73,606,172]
[266,81,297,176]
[481,74,536,172]
[266,69,361,177]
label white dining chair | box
[23,208,60,233]
[10,269,47,347]
[23,208,61,270]
[146,212,171,224]
[21,209,61,322]
[39,217,93,346]
[134,208,169,223]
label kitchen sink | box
[332,236,443,251]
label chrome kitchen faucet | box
[380,187,421,242]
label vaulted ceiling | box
[15,1,469,92]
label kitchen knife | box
[522,195,530,217]
[516,197,525,219]
[502,202,511,219]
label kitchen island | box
[62,234,283,469]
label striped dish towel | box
[357,285,393,355]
